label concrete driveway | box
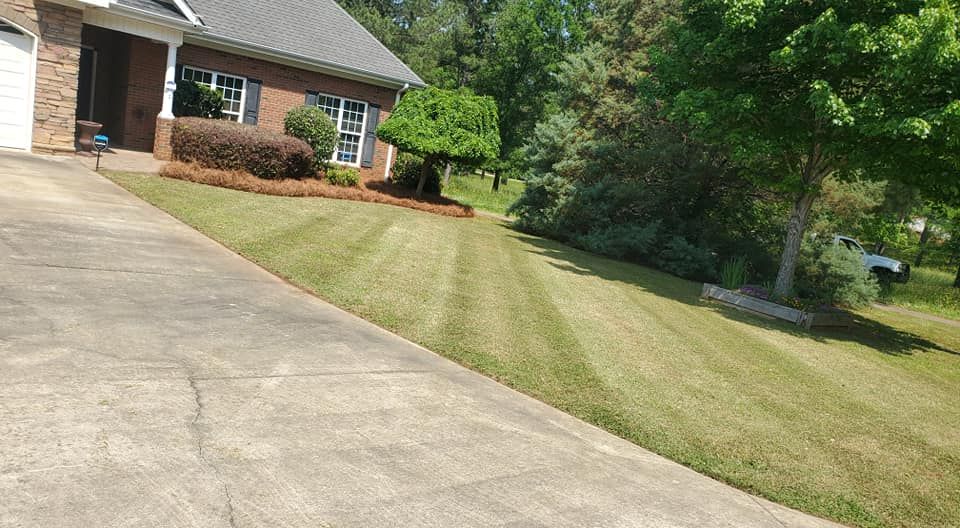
[0,152,842,528]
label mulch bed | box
[159,162,474,218]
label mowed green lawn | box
[109,172,960,528]
[442,173,524,216]
[882,267,960,321]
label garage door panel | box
[0,23,33,150]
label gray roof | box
[116,0,190,23]
[185,0,424,87]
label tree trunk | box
[773,190,818,297]
[914,220,932,267]
[955,261,960,288]
[443,163,452,186]
[479,169,485,180]
[874,241,886,256]
[491,170,501,192]
[416,155,435,197]
[772,144,831,298]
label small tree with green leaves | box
[377,86,501,196]
[284,106,339,168]
[173,80,223,119]
[653,0,960,297]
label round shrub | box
[797,242,880,308]
[325,166,360,187]
[652,236,717,281]
[391,152,442,193]
[284,106,339,166]
[170,117,315,179]
[173,80,224,119]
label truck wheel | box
[872,268,894,285]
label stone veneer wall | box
[3,1,83,154]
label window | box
[181,66,246,122]
[314,94,367,166]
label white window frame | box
[314,92,368,168]
[181,65,247,123]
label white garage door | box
[0,21,34,150]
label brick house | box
[0,0,425,181]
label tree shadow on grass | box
[508,230,958,358]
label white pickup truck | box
[834,235,911,283]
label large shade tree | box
[377,86,501,196]
[475,0,593,190]
[653,0,960,296]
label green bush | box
[173,80,224,119]
[653,236,717,281]
[284,106,339,167]
[170,117,314,179]
[325,166,360,187]
[719,256,749,289]
[574,222,660,261]
[391,152,442,193]
[797,243,880,308]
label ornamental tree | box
[653,0,960,296]
[377,86,500,196]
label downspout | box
[383,82,411,182]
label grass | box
[108,171,960,528]
[442,173,525,216]
[880,267,960,321]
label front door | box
[76,46,96,122]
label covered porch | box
[75,8,183,154]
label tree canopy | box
[376,86,500,195]
[377,86,500,163]
[652,0,960,294]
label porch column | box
[159,43,179,119]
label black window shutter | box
[360,103,380,168]
[305,90,319,107]
[243,79,262,125]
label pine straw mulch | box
[159,162,475,218]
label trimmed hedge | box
[284,106,339,167]
[170,117,315,179]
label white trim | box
[383,83,410,181]
[160,43,179,119]
[168,0,202,27]
[83,8,184,45]
[184,34,424,90]
[314,92,367,168]
[105,3,201,31]
[0,16,37,152]
[181,64,247,123]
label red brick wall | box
[3,0,82,154]
[176,44,399,181]
[122,36,166,151]
[153,117,173,160]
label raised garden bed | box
[700,283,853,330]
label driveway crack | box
[188,375,238,528]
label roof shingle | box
[185,0,424,87]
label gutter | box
[185,33,425,90]
[383,82,411,182]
